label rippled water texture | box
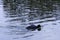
[0,0,60,40]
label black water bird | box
[26,24,41,31]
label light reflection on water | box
[1,0,60,40]
[0,25,34,40]
[6,25,29,35]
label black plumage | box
[26,24,41,31]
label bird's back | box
[26,25,37,30]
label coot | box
[26,24,41,31]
